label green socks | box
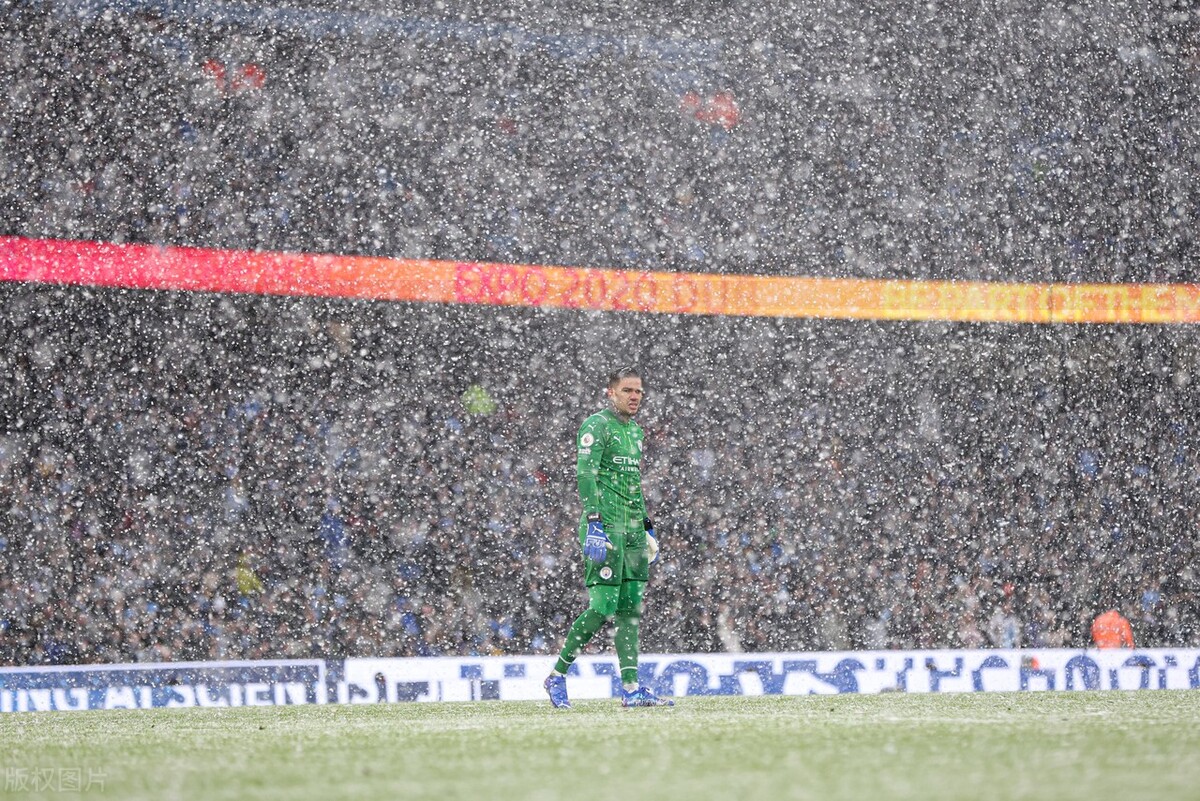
[553,581,644,684]
[553,607,608,675]
[615,612,640,686]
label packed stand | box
[2,0,1198,666]
[1,285,1198,665]
[1,1,1197,283]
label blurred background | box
[1,0,1198,665]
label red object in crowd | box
[203,59,266,93]
[680,90,740,130]
[1091,609,1135,649]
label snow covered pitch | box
[3,691,1199,799]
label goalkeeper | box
[544,367,673,708]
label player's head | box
[606,366,644,417]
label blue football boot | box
[621,686,675,707]
[544,674,572,709]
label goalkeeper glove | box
[583,514,610,562]
[644,517,659,565]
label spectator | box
[1091,607,1136,650]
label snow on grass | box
[1,691,1198,800]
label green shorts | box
[578,514,649,586]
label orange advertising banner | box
[2,236,1198,324]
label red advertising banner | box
[2,236,1198,324]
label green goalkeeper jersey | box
[576,408,646,533]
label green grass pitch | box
[3,691,1199,800]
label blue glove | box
[583,514,610,562]
[644,517,659,565]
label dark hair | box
[607,366,642,388]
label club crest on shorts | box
[599,566,613,580]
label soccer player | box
[543,367,673,708]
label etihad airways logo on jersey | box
[611,454,640,474]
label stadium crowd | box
[1,1,1197,283]
[2,286,1198,665]
[1,1,1199,666]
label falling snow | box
[1,0,1198,667]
